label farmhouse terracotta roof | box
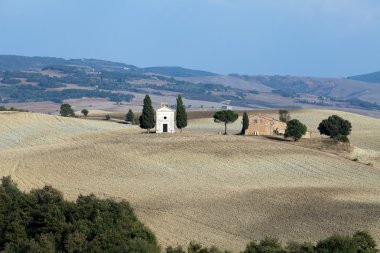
[250,114,282,123]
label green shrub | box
[0,177,160,252]
[316,234,357,253]
[60,103,75,117]
[286,241,315,253]
[166,245,186,253]
[352,231,378,253]
[336,134,350,143]
[81,109,89,117]
[284,119,307,141]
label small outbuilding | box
[156,102,175,133]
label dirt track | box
[0,111,379,251]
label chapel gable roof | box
[156,106,174,112]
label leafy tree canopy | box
[284,119,307,141]
[81,109,89,117]
[60,103,75,117]
[279,110,291,123]
[318,115,352,140]
[0,177,160,253]
[213,110,239,135]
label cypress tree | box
[176,95,187,132]
[139,95,155,133]
[126,109,134,123]
[241,112,249,135]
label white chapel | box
[156,102,175,133]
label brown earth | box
[0,110,379,252]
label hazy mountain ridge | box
[143,66,218,77]
[229,74,380,100]
[0,55,379,112]
[349,71,380,84]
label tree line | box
[211,108,352,143]
[61,97,352,143]
[0,177,160,253]
[166,232,378,253]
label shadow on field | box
[263,136,291,142]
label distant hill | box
[0,55,66,70]
[348,71,380,84]
[0,55,379,112]
[0,55,140,72]
[143,66,218,77]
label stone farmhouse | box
[246,114,311,138]
[246,114,287,136]
[156,102,175,133]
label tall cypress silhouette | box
[241,112,249,135]
[139,95,155,133]
[176,95,187,132]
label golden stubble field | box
[0,110,379,252]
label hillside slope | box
[0,110,379,251]
[0,112,125,150]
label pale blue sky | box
[1,0,379,77]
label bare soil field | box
[0,110,379,252]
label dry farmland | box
[0,110,380,252]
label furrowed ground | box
[0,110,379,252]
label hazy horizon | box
[1,0,380,77]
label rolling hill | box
[0,110,379,251]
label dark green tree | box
[139,95,155,133]
[352,231,378,253]
[241,112,249,135]
[286,241,315,253]
[318,115,352,142]
[166,245,186,253]
[126,109,135,123]
[213,110,239,135]
[243,237,287,253]
[0,176,160,253]
[316,234,356,253]
[81,109,89,117]
[279,110,291,123]
[284,119,307,141]
[60,103,75,117]
[176,95,188,132]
